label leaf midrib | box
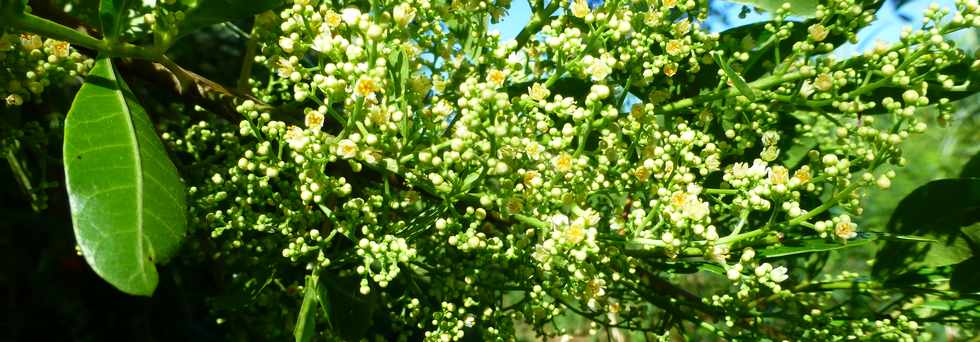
[108,61,149,288]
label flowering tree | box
[2,0,980,340]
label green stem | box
[659,71,806,114]
[9,12,166,61]
[704,188,738,195]
[5,148,41,212]
[512,214,548,229]
[9,13,106,51]
[787,182,860,226]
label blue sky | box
[489,0,965,56]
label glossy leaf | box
[319,273,377,340]
[759,237,873,258]
[99,0,137,39]
[0,0,26,18]
[729,0,817,17]
[951,256,980,292]
[63,57,188,296]
[712,52,757,101]
[294,274,318,342]
[961,150,980,179]
[178,0,285,37]
[872,179,980,280]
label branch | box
[21,0,263,119]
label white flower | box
[341,8,361,25]
[834,215,858,240]
[324,10,342,28]
[799,80,815,98]
[311,30,333,53]
[770,266,789,283]
[278,36,295,53]
[529,83,550,101]
[284,126,308,150]
[337,139,358,159]
[564,217,588,244]
[19,33,41,51]
[571,0,590,18]
[486,69,507,87]
[550,214,570,229]
[524,141,544,160]
[354,77,378,97]
[552,153,573,173]
[584,56,612,81]
[726,268,741,281]
[814,73,833,92]
[507,51,525,65]
[393,3,416,26]
[808,24,829,42]
[305,110,325,131]
[5,94,24,106]
[768,165,789,185]
[275,57,295,78]
[50,40,70,58]
[588,84,610,100]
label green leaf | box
[728,0,818,17]
[99,0,137,39]
[294,274,318,342]
[315,277,333,331]
[758,237,873,258]
[319,273,377,340]
[697,262,726,275]
[712,52,757,101]
[961,150,980,179]
[458,168,483,194]
[63,57,188,296]
[951,256,980,293]
[873,179,980,281]
[400,49,411,90]
[0,0,26,17]
[178,0,285,38]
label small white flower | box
[799,80,815,98]
[726,268,741,281]
[337,139,358,159]
[19,33,42,51]
[311,30,333,53]
[50,40,70,58]
[589,84,610,100]
[550,214,570,228]
[529,83,550,101]
[808,24,829,42]
[5,94,24,106]
[341,8,361,25]
[552,153,573,173]
[585,57,612,81]
[507,51,525,65]
[278,36,295,53]
[305,111,325,131]
[393,3,416,26]
[571,0,590,18]
[770,266,789,283]
[835,215,858,240]
[814,73,833,92]
[564,218,587,244]
[755,263,772,277]
[486,69,507,87]
[284,126,308,150]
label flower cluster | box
[0,32,90,107]
[157,0,980,340]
